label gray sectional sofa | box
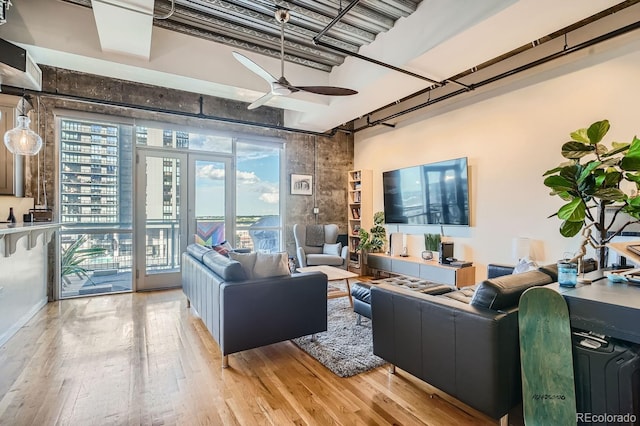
[182,243,328,367]
[370,264,559,424]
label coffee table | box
[296,265,359,307]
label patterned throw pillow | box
[213,240,233,257]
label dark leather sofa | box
[370,264,558,424]
[182,243,328,367]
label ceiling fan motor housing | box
[275,9,290,24]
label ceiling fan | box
[232,9,358,110]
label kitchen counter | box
[0,222,58,257]
[0,222,57,346]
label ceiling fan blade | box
[248,92,275,110]
[232,51,276,84]
[293,86,358,96]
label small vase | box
[421,250,433,260]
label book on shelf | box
[351,207,361,219]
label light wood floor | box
[0,289,498,425]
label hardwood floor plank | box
[0,289,500,425]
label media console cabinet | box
[366,253,475,288]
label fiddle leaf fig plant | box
[543,119,640,266]
[357,211,386,253]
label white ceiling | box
[0,0,624,132]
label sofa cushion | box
[228,252,257,280]
[307,253,343,266]
[470,269,553,311]
[202,250,247,282]
[253,252,290,279]
[323,242,342,256]
[441,286,477,304]
[187,243,212,263]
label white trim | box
[0,297,47,347]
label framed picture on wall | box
[291,174,312,195]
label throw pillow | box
[512,258,538,274]
[228,251,257,280]
[253,252,290,279]
[213,240,233,257]
[323,242,342,256]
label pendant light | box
[3,95,43,156]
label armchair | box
[293,224,349,269]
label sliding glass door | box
[135,150,233,291]
[135,149,187,291]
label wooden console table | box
[367,253,476,288]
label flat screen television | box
[383,157,470,226]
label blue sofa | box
[182,243,328,367]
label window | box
[59,116,133,298]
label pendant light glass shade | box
[4,115,43,156]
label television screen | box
[383,157,470,225]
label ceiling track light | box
[3,94,43,156]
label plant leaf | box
[620,137,640,171]
[562,141,594,159]
[560,220,584,237]
[601,142,630,158]
[570,128,589,143]
[593,187,626,201]
[587,120,610,144]
[625,172,640,184]
[558,198,586,222]
[543,175,574,192]
[578,161,601,183]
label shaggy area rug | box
[292,296,386,378]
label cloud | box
[197,164,225,180]
[259,191,279,204]
[237,170,259,184]
[196,164,279,204]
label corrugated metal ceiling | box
[63,0,423,72]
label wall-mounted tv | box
[383,157,470,226]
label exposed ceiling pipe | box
[153,0,175,20]
[312,0,361,44]
[353,17,640,132]
[313,38,443,86]
[0,85,342,137]
[311,0,445,87]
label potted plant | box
[357,212,387,274]
[423,233,441,259]
[543,119,640,267]
[61,235,107,287]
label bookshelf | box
[347,169,372,273]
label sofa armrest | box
[219,271,328,356]
[297,246,308,267]
[340,245,349,269]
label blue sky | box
[195,142,280,217]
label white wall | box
[0,232,48,346]
[355,38,640,279]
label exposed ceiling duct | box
[0,38,42,91]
